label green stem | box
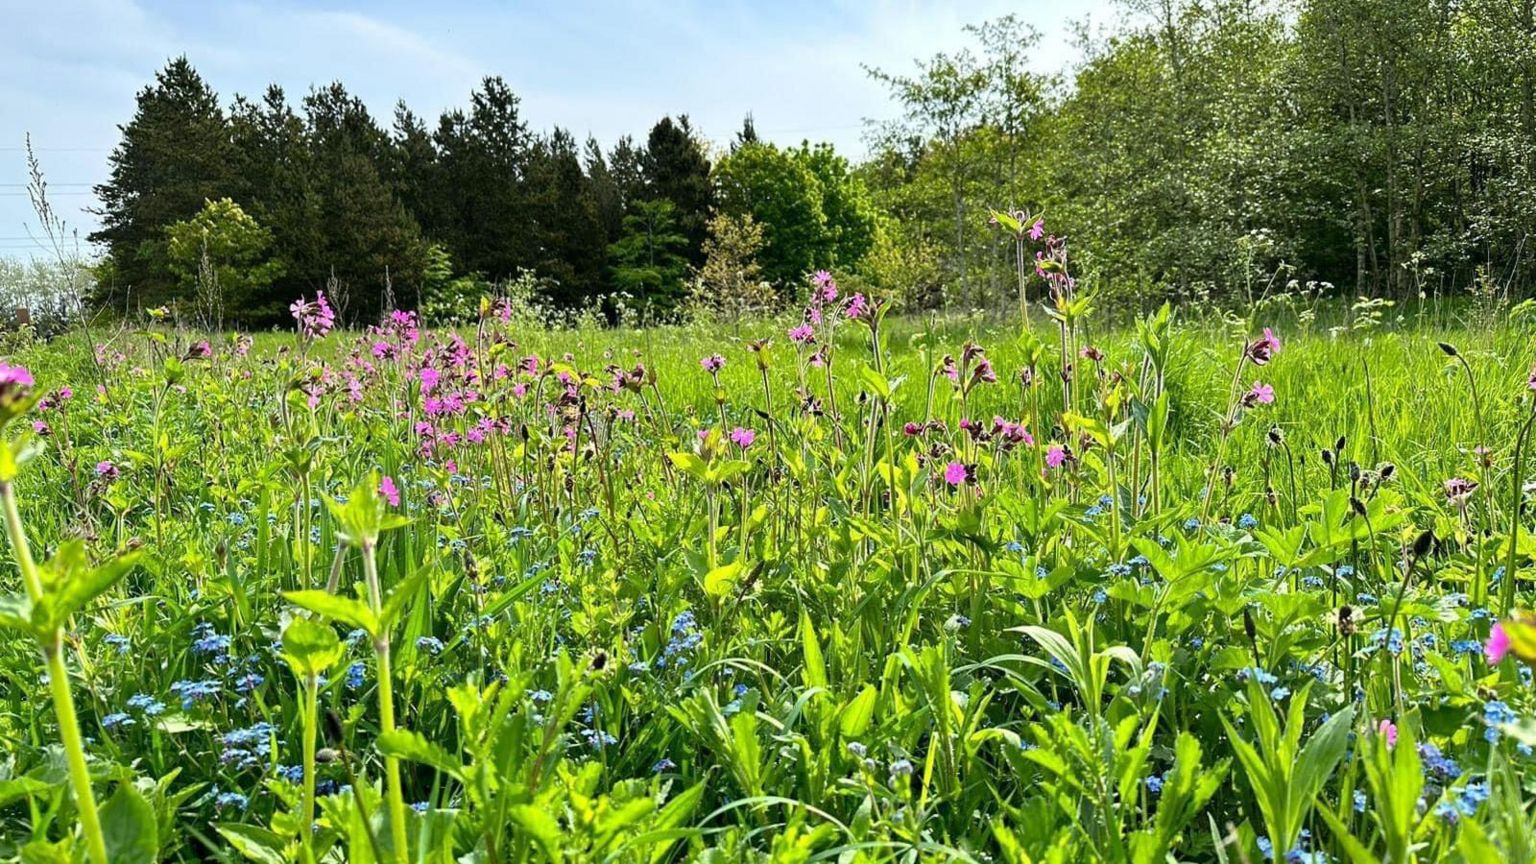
[362,542,409,864]
[1,484,107,864]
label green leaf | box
[284,590,378,635]
[838,685,878,738]
[645,781,706,863]
[799,609,827,691]
[702,560,745,598]
[0,777,52,809]
[377,728,464,780]
[101,782,159,864]
[280,616,343,677]
[667,451,709,480]
[379,570,429,632]
[508,803,564,862]
[214,823,289,864]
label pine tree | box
[299,82,425,324]
[641,116,715,266]
[608,198,689,317]
[90,57,238,309]
[526,128,606,306]
[433,76,534,280]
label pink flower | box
[943,461,968,486]
[57,386,72,401]
[95,460,119,481]
[845,293,869,319]
[903,421,923,436]
[701,354,725,374]
[1045,445,1068,469]
[290,292,336,339]
[1028,219,1045,241]
[1377,719,1398,748]
[730,427,756,448]
[189,340,213,359]
[379,475,400,507]
[0,363,34,389]
[812,270,837,302]
[788,323,815,344]
[1244,382,1275,406]
[1487,622,1511,665]
[1247,327,1281,366]
[420,367,441,394]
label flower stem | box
[0,483,107,864]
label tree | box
[525,128,607,306]
[691,211,775,318]
[866,44,991,303]
[713,142,826,289]
[608,198,690,317]
[797,143,879,270]
[642,116,715,265]
[433,77,535,280]
[164,198,283,328]
[299,82,426,323]
[90,57,237,309]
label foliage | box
[163,198,283,328]
[0,275,1534,860]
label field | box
[0,286,1534,863]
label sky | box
[0,0,1119,261]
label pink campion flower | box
[1486,622,1511,665]
[730,427,756,448]
[379,475,400,507]
[31,420,49,435]
[1445,477,1478,508]
[1377,719,1398,748]
[811,270,837,302]
[290,292,336,339]
[95,460,119,481]
[845,293,869,319]
[1045,445,1068,469]
[788,323,815,344]
[903,421,923,436]
[701,354,725,374]
[0,363,35,389]
[1528,364,1536,392]
[1028,218,1045,241]
[943,461,968,486]
[1247,327,1281,366]
[1243,382,1275,406]
[189,340,213,360]
[420,367,441,394]
[57,386,72,401]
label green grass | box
[0,297,1533,862]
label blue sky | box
[0,0,1117,260]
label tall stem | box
[362,541,409,864]
[1,484,107,864]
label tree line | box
[88,61,878,326]
[85,0,1536,326]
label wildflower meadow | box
[0,249,1534,863]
